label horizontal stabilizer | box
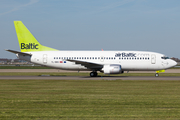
[5,49,32,56]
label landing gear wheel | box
[155,73,159,77]
[90,72,98,77]
[94,72,97,77]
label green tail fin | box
[14,21,58,52]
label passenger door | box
[43,54,47,64]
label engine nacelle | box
[102,64,122,74]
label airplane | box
[6,21,177,77]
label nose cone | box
[169,60,177,68]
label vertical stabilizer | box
[14,21,58,52]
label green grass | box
[170,67,180,69]
[0,80,180,119]
[0,72,180,77]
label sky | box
[0,0,180,59]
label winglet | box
[14,21,58,52]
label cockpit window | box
[161,56,169,60]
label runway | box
[0,76,180,80]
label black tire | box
[155,73,159,77]
[90,72,98,77]
[90,72,94,77]
[94,72,98,77]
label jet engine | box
[102,64,123,74]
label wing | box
[66,59,103,70]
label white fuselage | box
[18,51,177,72]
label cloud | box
[0,0,39,16]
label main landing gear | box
[90,72,98,77]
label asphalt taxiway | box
[0,69,180,73]
[0,76,180,80]
[0,69,179,80]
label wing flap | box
[66,59,103,70]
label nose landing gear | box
[155,73,159,77]
[155,70,165,77]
